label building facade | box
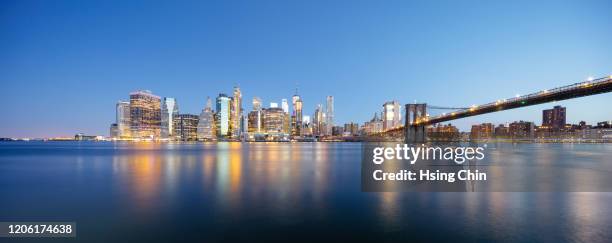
[383,100,401,131]
[197,97,215,141]
[116,100,131,138]
[215,94,231,139]
[129,90,161,139]
[326,96,334,136]
[173,114,199,141]
[161,97,179,139]
[231,87,242,139]
[542,106,566,131]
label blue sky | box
[1,0,611,137]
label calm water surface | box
[0,142,611,242]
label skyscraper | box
[264,107,286,135]
[252,97,262,111]
[281,99,289,113]
[173,114,199,141]
[325,96,334,136]
[116,100,131,138]
[313,104,325,136]
[231,86,243,139]
[197,97,215,141]
[110,123,119,138]
[248,97,263,135]
[542,105,566,130]
[383,100,401,131]
[129,90,161,139]
[161,97,179,139]
[292,92,303,136]
[215,93,231,138]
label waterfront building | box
[247,110,262,134]
[263,107,286,135]
[332,126,343,136]
[110,123,119,138]
[343,122,359,136]
[197,97,215,141]
[542,106,566,131]
[129,90,161,139]
[427,123,460,141]
[494,124,509,138]
[363,112,383,135]
[509,121,535,139]
[252,97,262,111]
[313,104,325,136]
[173,114,199,141]
[216,93,231,138]
[281,99,289,113]
[161,97,179,139]
[231,87,243,139]
[382,100,401,131]
[470,123,494,139]
[291,93,303,136]
[116,100,131,138]
[326,96,334,136]
[282,110,290,135]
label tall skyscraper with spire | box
[291,89,303,137]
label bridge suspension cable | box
[428,105,469,110]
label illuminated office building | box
[110,123,119,138]
[326,96,334,136]
[129,90,161,138]
[173,114,199,141]
[248,97,263,134]
[281,99,289,113]
[292,93,303,136]
[363,112,383,135]
[509,121,535,139]
[215,94,231,138]
[343,122,359,136]
[247,111,261,134]
[382,100,401,131]
[231,87,243,139]
[197,97,215,141]
[116,100,131,138]
[161,97,179,139]
[313,104,325,136]
[264,107,286,134]
[470,123,494,139]
[252,97,262,111]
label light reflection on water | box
[0,142,610,242]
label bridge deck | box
[418,76,612,126]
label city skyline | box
[1,1,611,137]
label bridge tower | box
[405,103,427,143]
